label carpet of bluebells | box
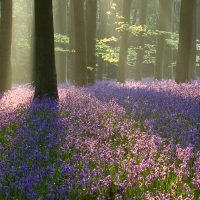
[0,79,200,200]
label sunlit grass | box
[0,79,200,199]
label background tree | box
[154,0,168,80]
[54,0,67,83]
[0,0,13,93]
[117,0,132,83]
[73,0,87,86]
[134,0,147,81]
[86,0,97,85]
[97,0,109,81]
[34,0,58,99]
[163,0,174,79]
[175,0,195,83]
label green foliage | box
[54,33,69,44]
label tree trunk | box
[34,0,58,99]
[96,0,109,80]
[86,0,97,85]
[74,0,87,86]
[154,0,168,80]
[54,0,67,83]
[69,0,75,83]
[189,0,197,80]
[0,0,12,93]
[175,0,195,83]
[134,0,147,81]
[116,0,132,83]
[163,0,174,79]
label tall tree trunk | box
[175,0,195,83]
[154,0,168,80]
[116,0,132,83]
[34,0,58,99]
[54,0,67,83]
[69,0,75,83]
[107,0,118,79]
[86,0,97,85]
[197,0,200,76]
[163,0,174,79]
[0,0,12,93]
[189,0,197,80]
[74,0,87,86]
[97,0,109,80]
[134,0,147,81]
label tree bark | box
[154,0,168,80]
[116,0,132,83]
[0,0,12,93]
[34,0,58,99]
[163,0,174,79]
[86,0,97,85]
[97,0,109,80]
[74,0,87,86]
[134,0,147,81]
[175,0,195,83]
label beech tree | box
[34,0,58,99]
[175,0,195,83]
[117,0,132,83]
[134,0,147,81]
[0,0,13,93]
[73,0,87,86]
[86,0,97,85]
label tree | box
[54,0,67,83]
[0,0,13,93]
[73,0,87,86]
[69,0,75,83]
[163,0,174,79]
[189,0,197,80]
[96,0,109,81]
[154,0,168,80]
[86,0,97,85]
[116,0,132,83]
[134,0,147,81]
[175,0,195,83]
[34,0,58,99]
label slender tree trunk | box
[175,0,195,83]
[74,0,87,86]
[86,0,97,85]
[0,0,12,93]
[97,0,109,80]
[107,0,118,79]
[69,0,75,83]
[134,0,147,81]
[34,0,58,99]
[189,0,197,80]
[116,0,132,83]
[197,0,200,76]
[163,0,174,79]
[154,0,168,80]
[54,0,67,83]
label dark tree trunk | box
[74,0,87,86]
[0,0,12,93]
[86,0,97,85]
[163,0,174,79]
[134,0,147,81]
[154,0,168,80]
[175,0,195,83]
[34,0,58,99]
[116,0,132,83]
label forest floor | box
[1,78,200,199]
